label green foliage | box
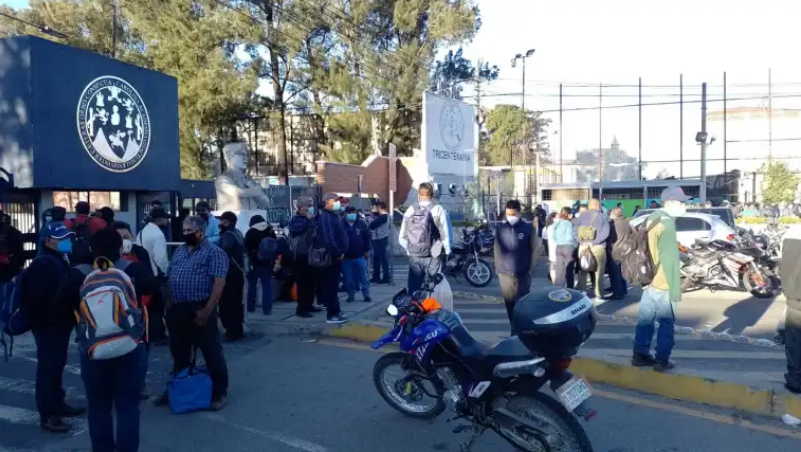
[483,104,550,166]
[430,48,499,100]
[762,161,800,205]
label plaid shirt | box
[168,239,229,303]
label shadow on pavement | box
[712,296,775,335]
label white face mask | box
[663,204,686,218]
[121,238,133,254]
[507,216,520,225]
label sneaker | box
[653,359,676,372]
[326,314,348,324]
[154,390,169,407]
[40,415,71,433]
[55,404,86,417]
[210,393,228,411]
[631,353,657,367]
[296,311,313,318]
[363,296,372,303]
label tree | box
[429,48,499,100]
[762,161,800,204]
[483,104,550,166]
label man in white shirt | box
[137,207,170,343]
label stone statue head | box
[223,142,249,172]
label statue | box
[215,142,271,211]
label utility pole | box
[598,83,603,199]
[512,49,535,203]
[559,83,563,182]
[700,82,708,203]
[111,0,119,58]
[638,77,642,181]
[768,68,773,161]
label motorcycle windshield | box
[371,326,403,350]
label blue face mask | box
[56,239,72,254]
[307,207,316,216]
[333,201,341,211]
[346,213,357,222]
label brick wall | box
[317,156,413,205]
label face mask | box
[507,216,520,225]
[664,204,687,218]
[346,213,357,222]
[307,207,316,216]
[183,232,199,246]
[56,240,72,254]
[122,239,133,254]
[332,201,341,211]
[44,216,52,223]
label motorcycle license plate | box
[556,377,592,412]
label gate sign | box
[422,92,477,177]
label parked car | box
[630,212,737,249]
[633,207,736,228]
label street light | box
[0,11,68,39]
[511,48,536,203]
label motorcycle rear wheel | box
[499,392,594,452]
[372,352,446,420]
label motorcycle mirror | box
[387,304,399,317]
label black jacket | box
[23,247,72,329]
[54,251,159,320]
[0,224,25,283]
[244,224,273,268]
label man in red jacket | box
[63,201,107,235]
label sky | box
[5,0,801,178]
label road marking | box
[203,413,328,452]
[0,377,82,398]
[0,405,88,436]
[594,388,801,440]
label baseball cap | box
[43,222,73,239]
[660,186,691,203]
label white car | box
[629,212,736,249]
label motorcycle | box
[372,276,597,452]
[444,230,494,288]
[679,238,780,298]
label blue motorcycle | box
[372,275,597,452]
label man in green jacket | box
[632,186,685,372]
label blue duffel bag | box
[168,351,212,414]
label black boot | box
[631,353,657,367]
[40,415,71,433]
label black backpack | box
[615,216,662,286]
[71,218,93,265]
[404,203,438,257]
[290,221,315,261]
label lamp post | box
[0,11,68,39]
[511,48,535,203]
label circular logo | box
[548,289,573,303]
[76,76,151,172]
[439,101,465,151]
[517,232,525,240]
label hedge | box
[737,217,801,224]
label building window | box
[53,191,122,212]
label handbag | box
[308,218,332,269]
[579,245,598,273]
[168,348,212,414]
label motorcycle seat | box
[448,325,535,374]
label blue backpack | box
[0,254,62,361]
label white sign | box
[389,143,397,191]
[422,92,477,177]
[76,76,151,172]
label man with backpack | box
[54,228,156,451]
[399,183,452,294]
[64,201,107,265]
[244,214,275,316]
[573,199,609,301]
[38,206,66,256]
[288,197,323,318]
[20,222,82,433]
[629,186,685,372]
[218,211,246,340]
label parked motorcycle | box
[372,276,596,452]
[679,238,780,298]
[444,230,494,287]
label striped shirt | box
[168,239,229,303]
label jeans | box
[577,244,607,298]
[247,266,273,315]
[785,307,801,387]
[606,254,627,298]
[499,273,532,324]
[81,345,145,452]
[407,256,442,294]
[343,257,370,299]
[318,259,343,317]
[633,287,676,361]
[32,326,72,417]
[166,303,229,399]
[371,238,389,281]
[554,245,575,288]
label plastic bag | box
[579,246,598,273]
[432,274,454,311]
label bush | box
[737,216,801,224]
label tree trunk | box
[270,50,289,184]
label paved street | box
[2,335,799,452]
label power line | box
[0,11,69,39]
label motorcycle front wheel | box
[464,258,493,287]
[742,267,780,299]
[372,352,446,420]
[498,391,594,452]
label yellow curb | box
[324,321,801,419]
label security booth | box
[0,35,180,248]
